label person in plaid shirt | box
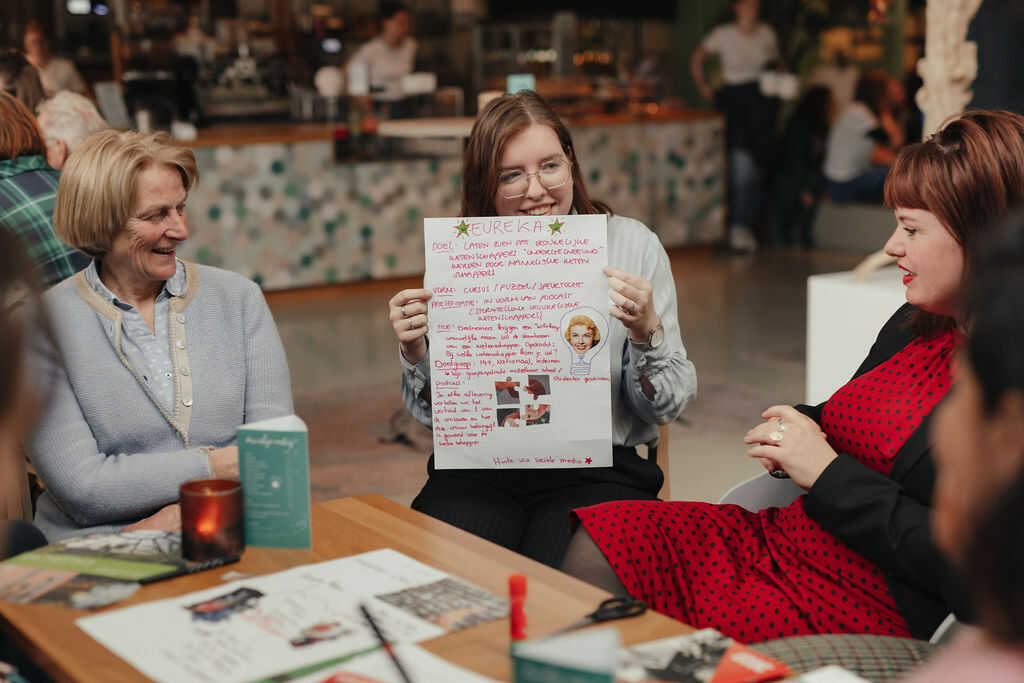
[0,91,89,287]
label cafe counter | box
[179,112,724,290]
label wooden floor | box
[266,246,866,507]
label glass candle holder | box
[180,479,245,562]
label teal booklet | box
[513,627,618,683]
[238,414,312,548]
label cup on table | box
[179,479,245,562]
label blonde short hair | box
[564,314,599,346]
[53,130,198,257]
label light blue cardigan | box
[28,261,294,540]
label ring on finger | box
[407,318,415,330]
[400,305,407,318]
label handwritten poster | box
[424,214,613,469]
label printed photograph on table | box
[289,620,353,648]
[186,587,265,622]
[42,530,181,562]
[424,214,613,469]
[0,566,136,609]
[0,530,215,608]
[616,629,789,683]
[374,576,509,632]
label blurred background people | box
[23,20,87,98]
[36,91,109,171]
[0,91,90,287]
[690,0,780,251]
[773,86,835,247]
[823,70,902,204]
[903,210,1024,682]
[346,2,417,116]
[29,130,293,541]
[0,49,46,115]
[809,49,859,117]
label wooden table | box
[0,495,692,681]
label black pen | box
[359,603,414,683]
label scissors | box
[546,596,647,637]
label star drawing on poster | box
[548,219,564,235]
[454,220,470,238]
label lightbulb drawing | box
[560,307,609,377]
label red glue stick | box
[509,573,527,642]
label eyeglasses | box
[498,157,572,199]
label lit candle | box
[180,479,245,562]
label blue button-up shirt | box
[85,259,186,413]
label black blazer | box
[799,303,971,640]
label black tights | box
[411,448,663,567]
[560,525,628,595]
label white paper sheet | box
[76,549,507,683]
[289,643,499,683]
[424,215,613,469]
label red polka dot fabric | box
[822,332,955,474]
[575,331,956,644]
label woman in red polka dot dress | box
[562,110,1024,643]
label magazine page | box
[77,549,507,683]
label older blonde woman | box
[28,130,293,541]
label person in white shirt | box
[690,0,780,251]
[822,71,899,204]
[23,21,86,98]
[346,2,416,109]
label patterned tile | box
[183,119,726,289]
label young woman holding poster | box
[387,90,696,567]
[562,110,1024,643]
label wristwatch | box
[629,322,664,351]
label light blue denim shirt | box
[85,259,186,413]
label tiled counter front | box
[180,117,724,290]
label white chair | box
[717,471,802,512]
[717,471,958,645]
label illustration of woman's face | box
[570,324,595,353]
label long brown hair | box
[0,91,45,160]
[884,109,1024,335]
[461,90,611,217]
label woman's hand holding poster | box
[424,214,612,469]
